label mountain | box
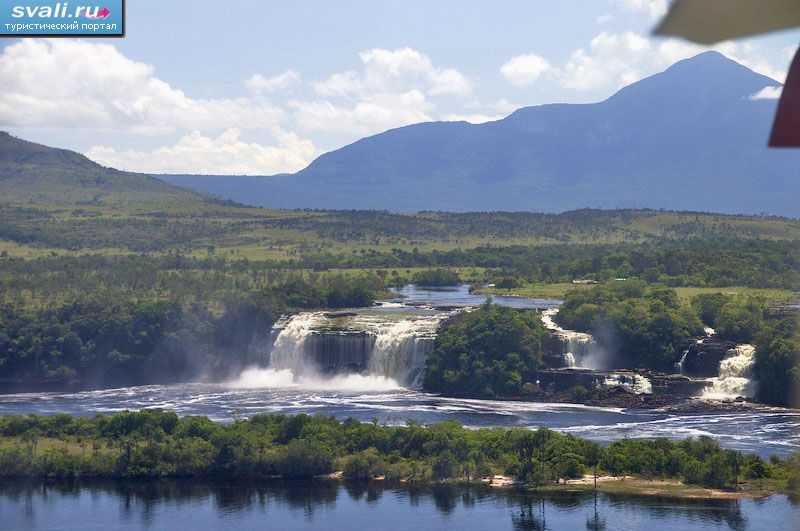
[161,52,800,217]
[0,132,215,205]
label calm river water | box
[2,479,798,530]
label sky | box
[1,0,798,175]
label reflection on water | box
[1,479,798,530]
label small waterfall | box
[703,344,757,400]
[603,373,653,394]
[674,349,689,374]
[541,309,604,369]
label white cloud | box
[86,127,319,175]
[0,39,285,134]
[245,70,300,93]
[749,86,783,100]
[313,47,472,98]
[500,54,552,87]
[615,0,667,21]
[295,47,472,136]
[557,30,788,92]
[290,90,434,136]
[440,113,504,124]
[427,68,473,97]
[561,31,651,91]
[596,14,613,24]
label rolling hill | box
[0,132,216,205]
[161,52,800,217]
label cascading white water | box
[603,373,653,394]
[368,319,435,388]
[674,349,689,374]
[233,308,445,389]
[268,312,321,375]
[703,344,757,400]
[541,309,605,369]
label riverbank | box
[330,472,785,500]
[0,411,797,499]
[533,476,788,500]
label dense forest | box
[0,271,384,387]
[424,302,550,397]
[0,411,797,495]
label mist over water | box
[230,367,403,392]
[541,308,609,369]
[250,303,444,389]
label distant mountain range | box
[161,52,800,217]
[0,131,214,205]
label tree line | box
[0,411,796,494]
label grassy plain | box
[3,203,800,258]
[476,283,799,304]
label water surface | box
[1,383,797,459]
[1,479,797,530]
[389,283,561,309]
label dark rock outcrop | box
[681,337,738,377]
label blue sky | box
[1,0,797,174]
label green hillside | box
[0,132,215,205]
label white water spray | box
[541,309,605,369]
[703,344,757,400]
[234,309,445,390]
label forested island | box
[0,411,797,500]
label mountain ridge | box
[161,52,800,217]
[0,132,220,205]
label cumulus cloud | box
[561,31,651,90]
[427,68,473,97]
[0,39,284,134]
[86,127,319,175]
[500,54,552,87]
[749,86,783,100]
[245,70,300,93]
[313,47,472,98]
[294,47,471,135]
[557,30,788,92]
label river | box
[2,479,798,530]
[0,285,797,459]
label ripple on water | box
[0,383,797,458]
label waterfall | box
[702,344,757,400]
[674,349,689,374]
[244,309,443,388]
[603,373,653,394]
[369,319,435,387]
[268,312,321,375]
[541,309,605,369]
